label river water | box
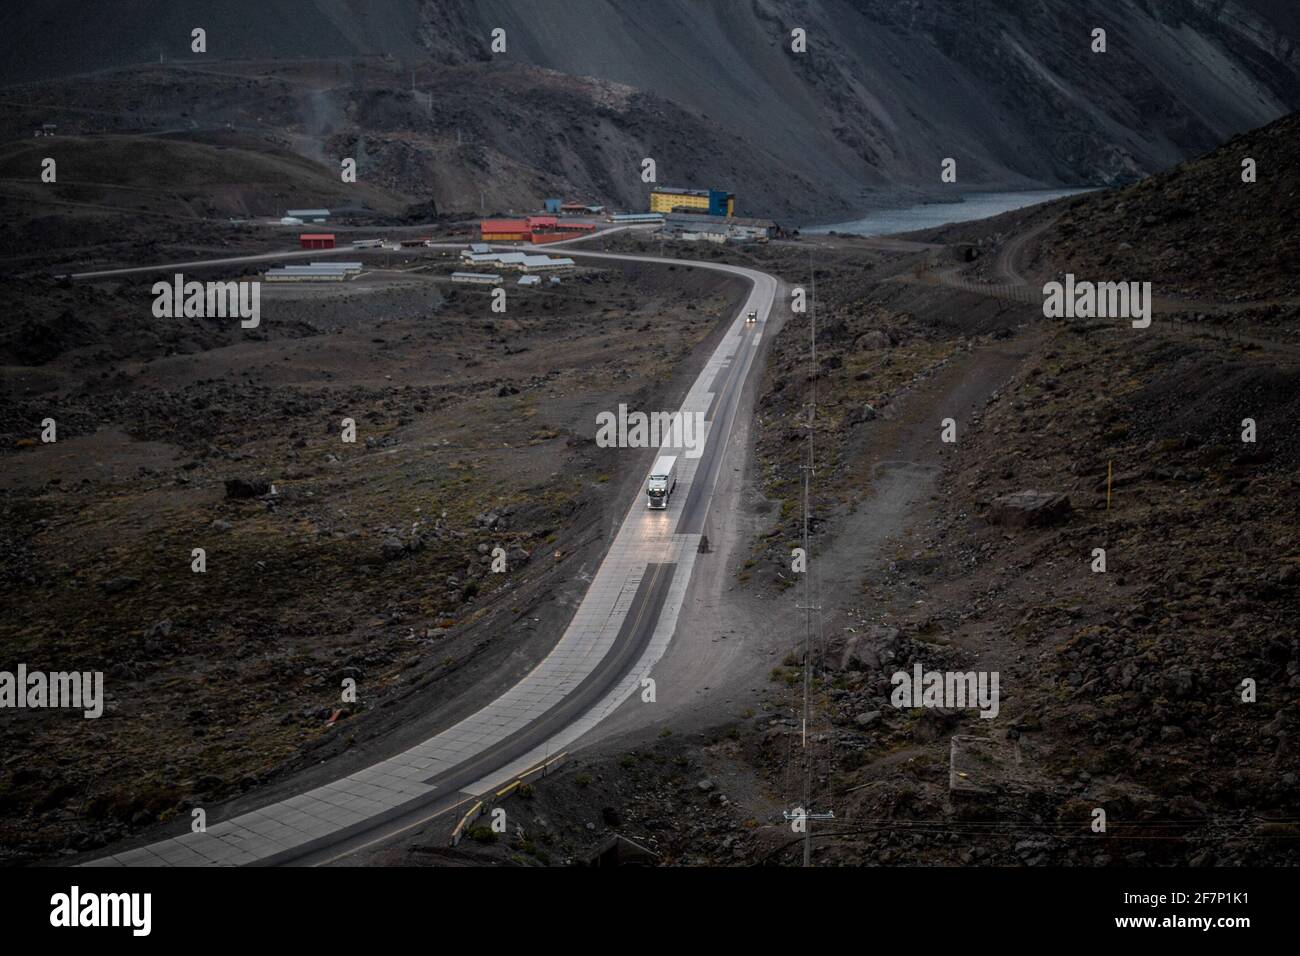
[803,189,1096,237]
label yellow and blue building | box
[650,186,735,217]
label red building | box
[530,222,597,243]
[299,233,335,250]
[480,218,599,244]
[480,219,530,241]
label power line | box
[800,249,819,868]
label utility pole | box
[800,456,813,867]
[800,252,818,868]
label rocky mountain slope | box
[0,59,827,225]
[720,111,1300,866]
[921,109,1300,320]
[1030,112,1300,303]
[3,1,1300,220]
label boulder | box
[1162,665,1196,699]
[856,330,891,351]
[849,404,877,425]
[988,490,1072,528]
[840,625,899,671]
[224,477,269,499]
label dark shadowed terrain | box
[3,0,1300,220]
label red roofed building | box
[481,217,599,244]
[531,222,597,243]
[480,219,530,241]
[299,233,335,250]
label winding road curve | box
[79,233,780,867]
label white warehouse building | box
[460,251,575,272]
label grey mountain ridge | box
[4,0,1299,220]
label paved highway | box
[83,236,780,867]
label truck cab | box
[646,455,678,509]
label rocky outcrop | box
[987,491,1072,528]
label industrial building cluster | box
[459,246,575,271]
[451,245,576,287]
[259,181,780,288]
[649,187,777,241]
[477,186,778,246]
[661,211,776,242]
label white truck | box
[646,455,678,510]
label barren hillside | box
[3,1,1300,220]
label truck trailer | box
[646,455,678,510]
